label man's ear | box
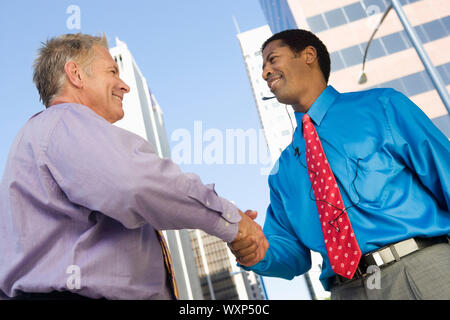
[64,61,84,89]
[303,46,318,65]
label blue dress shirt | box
[243,85,450,290]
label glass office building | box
[259,0,298,33]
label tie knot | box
[302,113,312,125]
[302,114,313,132]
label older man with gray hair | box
[0,33,268,300]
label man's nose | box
[120,78,130,93]
[262,65,272,81]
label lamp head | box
[358,71,367,84]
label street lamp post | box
[360,0,450,115]
[390,0,450,114]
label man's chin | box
[110,110,125,124]
[115,114,125,123]
[273,94,290,105]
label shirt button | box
[206,200,210,206]
[225,222,229,227]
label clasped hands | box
[230,210,269,267]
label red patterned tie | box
[302,114,362,279]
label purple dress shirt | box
[0,103,241,299]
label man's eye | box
[270,57,277,63]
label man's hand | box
[230,210,268,267]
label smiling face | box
[262,39,324,112]
[81,45,130,123]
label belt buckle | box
[335,265,364,286]
[362,250,383,269]
[370,251,386,266]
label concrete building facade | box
[259,0,450,136]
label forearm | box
[46,114,242,242]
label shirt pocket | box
[346,150,393,209]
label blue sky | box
[0,0,311,299]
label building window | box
[422,19,447,42]
[381,32,408,54]
[307,14,327,33]
[330,51,345,71]
[401,71,433,96]
[365,38,387,61]
[344,2,367,22]
[324,8,347,29]
[441,16,450,34]
[340,44,363,67]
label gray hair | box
[33,33,108,107]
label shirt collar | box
[294,85,340,127]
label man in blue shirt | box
[232,29,450,299]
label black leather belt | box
[332,236,449,287]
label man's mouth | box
[112,94,123,103]
[267,76,282,91]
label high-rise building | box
[237,25,318,300]
[259,0,450,136]
[259,0,298,34]
[236,26,297,164]
[109,37,266,300]
[189,230,266,300]
[109,37,204,300]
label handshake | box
[229,210,269,267]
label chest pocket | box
[346,149,396,209]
